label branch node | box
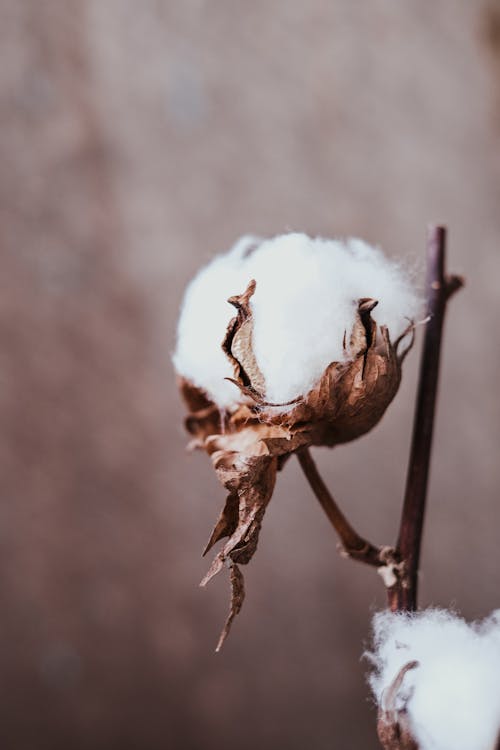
[376,548,405,588]
[445,273,464,300]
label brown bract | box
[179,281,414,648]
[377,661,420,750]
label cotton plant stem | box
[297,447,389,567]
[387,225,463,611]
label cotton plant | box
[174,226,471,750]
[174,232,421,647]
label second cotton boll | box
[368,609,500,750]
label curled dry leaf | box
[214,563,245,653]
[179,280,414,648]
[377,661,420,750]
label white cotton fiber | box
[173,232,421,408]
[368,609,500,750]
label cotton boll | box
[368,609,500,750]
[176,237,422,648]
[174,232,421,408]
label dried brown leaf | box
[207,452,278,567]
[198,448,278,646]
[178,376,222,441]
[215,563,245,652]
[203,491,239,556]
[222,279,266,399]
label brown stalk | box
[387,225,463,611]
[297,447,389,567]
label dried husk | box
[376,661,420,750]
[179,280,414,647]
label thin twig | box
[297,447,390,567]
[387,225,463,611]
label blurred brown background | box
[1,1,500,748]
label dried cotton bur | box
[367,610,500,750]
[174,233,421,649]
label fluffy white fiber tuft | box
[173,233,421,408]
[368,609,500,750]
